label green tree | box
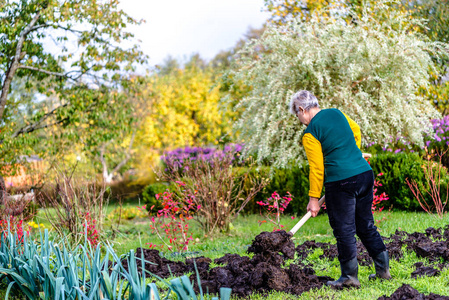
[226,4,447,168]
[0,0,146,181]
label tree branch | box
[99,143,109,182]
[12,103,69,137]
[99,131,136,183]
[30,24,84,34]
[0,11,42,120]
[18,65,103,84]
[110,131,136,175]
[17,65,69,78]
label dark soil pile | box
[384,227,449,265]
[191,230,333,297]
[378,284,449,300]
[118,231,332,297]
[295,240,372,266]
[119,248,211,278]
[296,225,449,274]
[411,262,440,279]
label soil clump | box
[411,262,440,279]
[378,284,449,300]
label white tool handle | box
[289,196,325,236]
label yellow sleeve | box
[342,112,361,149]
[303,133,324,198]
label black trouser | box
[325,170,386,263]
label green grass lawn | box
[8,207,449,299]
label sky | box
[118,0,270,71]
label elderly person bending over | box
[289,90,391,288]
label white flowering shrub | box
[225,3,448,168]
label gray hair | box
[289,90,320,115]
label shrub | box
[372,173,389,212]
[37,167,108,245]
[147,186,198,252]
[238,165,311,215]
[108,206,148,222]
[427,116,449,168]
[161,144,245,172]
[0,192,37,222]
[107,177,147,202]
[368,152,449,211]
[257,191,293,231]
[157,152,267,235]
[406,149,449,218]
[0,189,36,243]
[365,116,449,168]
[142,182,174,212]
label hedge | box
[142,152,449,215]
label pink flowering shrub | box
[0,216,30,243]
[257,192,293,231]
[146,182,199,252]
[83,212,99,247]
[372,173,389,212]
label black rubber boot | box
[369,250,392,280]
[326,257,361,288]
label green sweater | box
[303,108,371,197]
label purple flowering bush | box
[427,116,449,146]
[161,144,245,171]
[366,116,449,167]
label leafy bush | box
[157,152,267,235]
[406,149,449,217]
[365,116,449,168]
[368,152,449,211]
[107,177,147,202]
[237,165,311,215]
[142,182,175,212]
[427,116,449,168]
[108,206,148,222]
[147,186,198,252]
[257,191,293,231]
[37,167,108,245]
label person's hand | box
[307,197,321,217]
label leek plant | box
[0,227,231,299]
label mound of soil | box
[247,230,295,259]
[192,230,333,297]
[119,248,211,278]
[378,284,449,300]
[411,262,440,279]
[295,225,449,276]
[384,227,449,265]
[295,240,372,266]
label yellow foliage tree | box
[132,57,233,181]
